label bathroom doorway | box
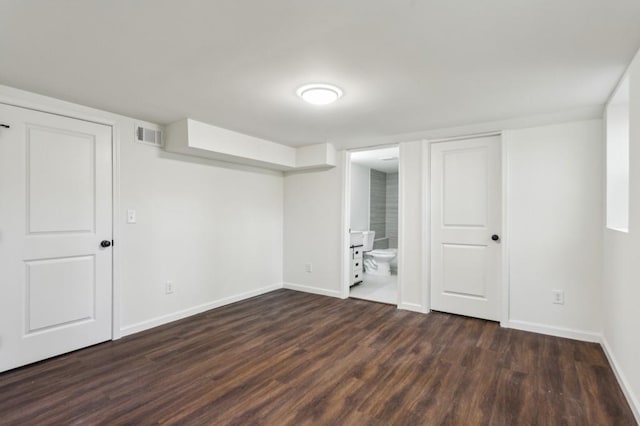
[345,146,399,305]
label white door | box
[430,136,501,321]
[0,104,113,372]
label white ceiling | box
[351,147,399,173]
[1,1,639,148]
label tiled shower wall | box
[369,169,398,250]
[386,172,398,248]
[369,169,386,247]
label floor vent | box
[135,124,163,147]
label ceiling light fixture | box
[297,84,343,105]
[379,156,398,161]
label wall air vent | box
[135,124,163,147]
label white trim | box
[420,140,431,312]
[110,122,122,339]
[120,283,283,337]
[366,165,371,231]
[0,87,119,128]
[425,131,502,144]
[607,226,630,234]
[340,151,351,299]
[504,320,601,343]
[500,134,510,325]
[396,144,404,307]
[283,282,342,298]
[600,336,640,423]
[398,302,429,314]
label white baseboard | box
[600,336,640,423]
[120,283,283,337]
[398,302,429,314]
[283,282,341,298]
[504,320,601,343]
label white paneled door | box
[430,136,501,321]
[0,104,113,372]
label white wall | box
[350,163,370,231]
[504,120,603,337]
[398,141,426,311]
[0,85,284,337]
[602,50,640,420]
[120,133,284,333]
[282,121,605,330]
[283,160,343,297]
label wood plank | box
[0,289,635,425]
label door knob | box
[100,240,112,248]
[491,234,500,241]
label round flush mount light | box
[297,84,343,105]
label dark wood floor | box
[0,290,635,425]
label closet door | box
[0,104,113,372]
[430,136,502,321]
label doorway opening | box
[345,146,399,305]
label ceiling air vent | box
[135,124,163,147]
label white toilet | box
[364,248,397,276]
[353,230,398,276]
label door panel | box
[443,148,488,227]
[26,255,96,332]
[442,244,488,298]
[27,125,96,233]
[430,136,501,321]
[0,104,112,372]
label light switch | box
[127,209,136,224]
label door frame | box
[340,145,402,306]
[421,132,510,325]
[0,86,122,339]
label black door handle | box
[491,234,500,241]
[100,240,112,248]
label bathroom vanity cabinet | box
[350,245,363,286]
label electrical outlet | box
[165,281,174,294]
[552,289,564,305]
[305,263,313,273]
